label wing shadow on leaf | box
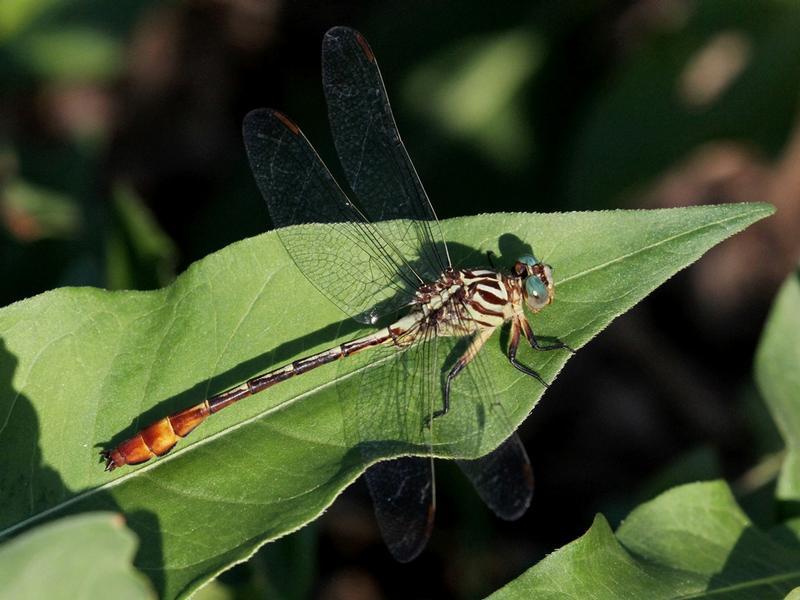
[705,524,800,595]
[98,315,366,451]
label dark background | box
[2,1,799,598]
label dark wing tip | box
[322,26,374,62]
[242,108,267,139]
[354,31,375,62]
[387,504,435,563]
[243,108,301,137]
[366,457,436,563]
[323,26,357,43]
[272,110,301,135]
[503,462,535,521]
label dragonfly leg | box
[508,318,548,387]
[486,250,497,268]
[427,327,495,427]
[520,317,575,353]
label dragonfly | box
[101,26,572,562]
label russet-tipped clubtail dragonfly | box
[101,26,572,561]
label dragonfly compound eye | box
[525,276,550,311]
[517,254,538,268]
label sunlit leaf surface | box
[0,513,152,599]
[488,481,800,599]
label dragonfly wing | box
[364,456,435,562]
[444,295,534,521]
[339,320,442,561]
[243,108,419,322]
[456,432,533,521]
[322,26,450,282]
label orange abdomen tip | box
[101,401,210,471]
[102,434,154,471]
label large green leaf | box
[756,265,800,506]
[488,480,800,599]
[0,204,772,597]
[0,512,152,598]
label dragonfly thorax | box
[406,268,522,338]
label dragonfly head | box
[514,254,554,313]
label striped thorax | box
[390,257,555,343]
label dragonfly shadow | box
[0,337,70,538]
[705,523,800,595]
[0,338,167,595]
[100,313,364,450]
[442,233,535,269]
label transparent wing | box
[364,456,434,563]
[456,432,533,521]
[449,295,534,522]
[366,431,531,562]
[322,26,451,283]
[243,108,424,322]
[341,322,441,561]
[343,300,532,558]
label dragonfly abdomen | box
[102,328,395,470]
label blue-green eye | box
[526,276,547,300]
[518,254,538,267]
[525,276,550,312]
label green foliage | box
[566,0,800,207]
[756,265,800,508]
[403,28,543,169]
[105,185,177,291]
[0,0,152,85]
[1,177,82,240]
[488,481,800,599]
[0,512,152,599]
[0,204,770,597]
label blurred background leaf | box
[755,264,800,513]
[488,481,800,599]
[105,184,176,290]
[0,512,152,599]
[565,0,800,209]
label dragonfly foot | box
[100,450,119,471]
[423,410,446,430]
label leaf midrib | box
[677,569,800,598]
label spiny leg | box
[508,319,548,387]
[519,316,575,353]
[427,327,495,426]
